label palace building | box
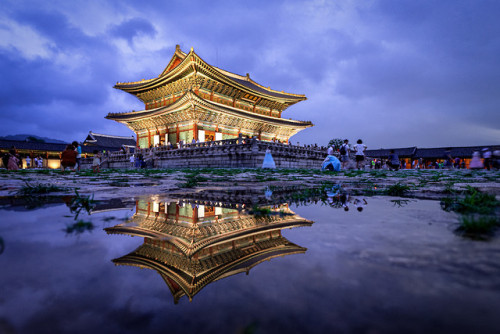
[106,45,312,148]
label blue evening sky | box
[1,0,499,148]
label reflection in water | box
[105,197,313,303]
[391,199,415,207]
[64,220,95,235]
[325,184,368,212]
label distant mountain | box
[0,134,67,144]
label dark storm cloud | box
[0,0,498,146]
[13,9,93,48]
[109,17,157,45]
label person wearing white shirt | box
[352,139,367,170]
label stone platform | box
[81,138,326,169]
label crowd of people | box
[1,147,44,170]
[326,141,499,171]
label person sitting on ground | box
[7,149,19,170]
[387,150,400,171]
[327,145,334,156]
[61,144,77,172]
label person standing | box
[482,148,492,170]
[352,139,367,170]
[37,155,44,168]
[387,150,400,170]
[339,139,350,169]
[443,148,453,169]
[72,141,82,172]
[469,151,483,170]
[25,155,31,169]
[92,150,101,173]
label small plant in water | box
[69,190,95,220]
[386,183,410,196]
[441,187,498,215]
[18,182,67,196]
[64,220,95,235]
[456,215,499,239]
[249,206,272,216]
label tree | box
[327,138,343,150]
[26,136,45,143]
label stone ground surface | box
[0,167,498,200]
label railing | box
[82,138,329,167]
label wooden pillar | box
[147,130,151,148]
[136,133,139,148]
[192,207,198,225]
[193,123,198,140]
[176,125,180,143]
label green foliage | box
[26,136,45,143]
[18,182,67,196]
[441,187,498,215]
[255,175,279,182]
[343,170,365,177]
[178,172,209,188]
[327,138,344,150]
[457,215,499,236]
[249,206,272,216]
[369,170,388,178]
[386,183,411,196]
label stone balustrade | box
[80,137,328,169]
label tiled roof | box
[0,139,128,154]
[106,91,312,127]
[415,146,500,158]
[365,147,417,158]
[366,145,500,159]
[84,132,136,148]
[0,139,67,152]
[215,68,305,100]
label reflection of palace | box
[105,198,312,303]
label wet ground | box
[1,187,499,334]
[0,168,499,200]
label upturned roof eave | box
[106,90,312,128]
[113,46,306,103]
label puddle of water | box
[0,195,499,334]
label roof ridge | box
[212,66,306,98]
[89,132,134,139]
